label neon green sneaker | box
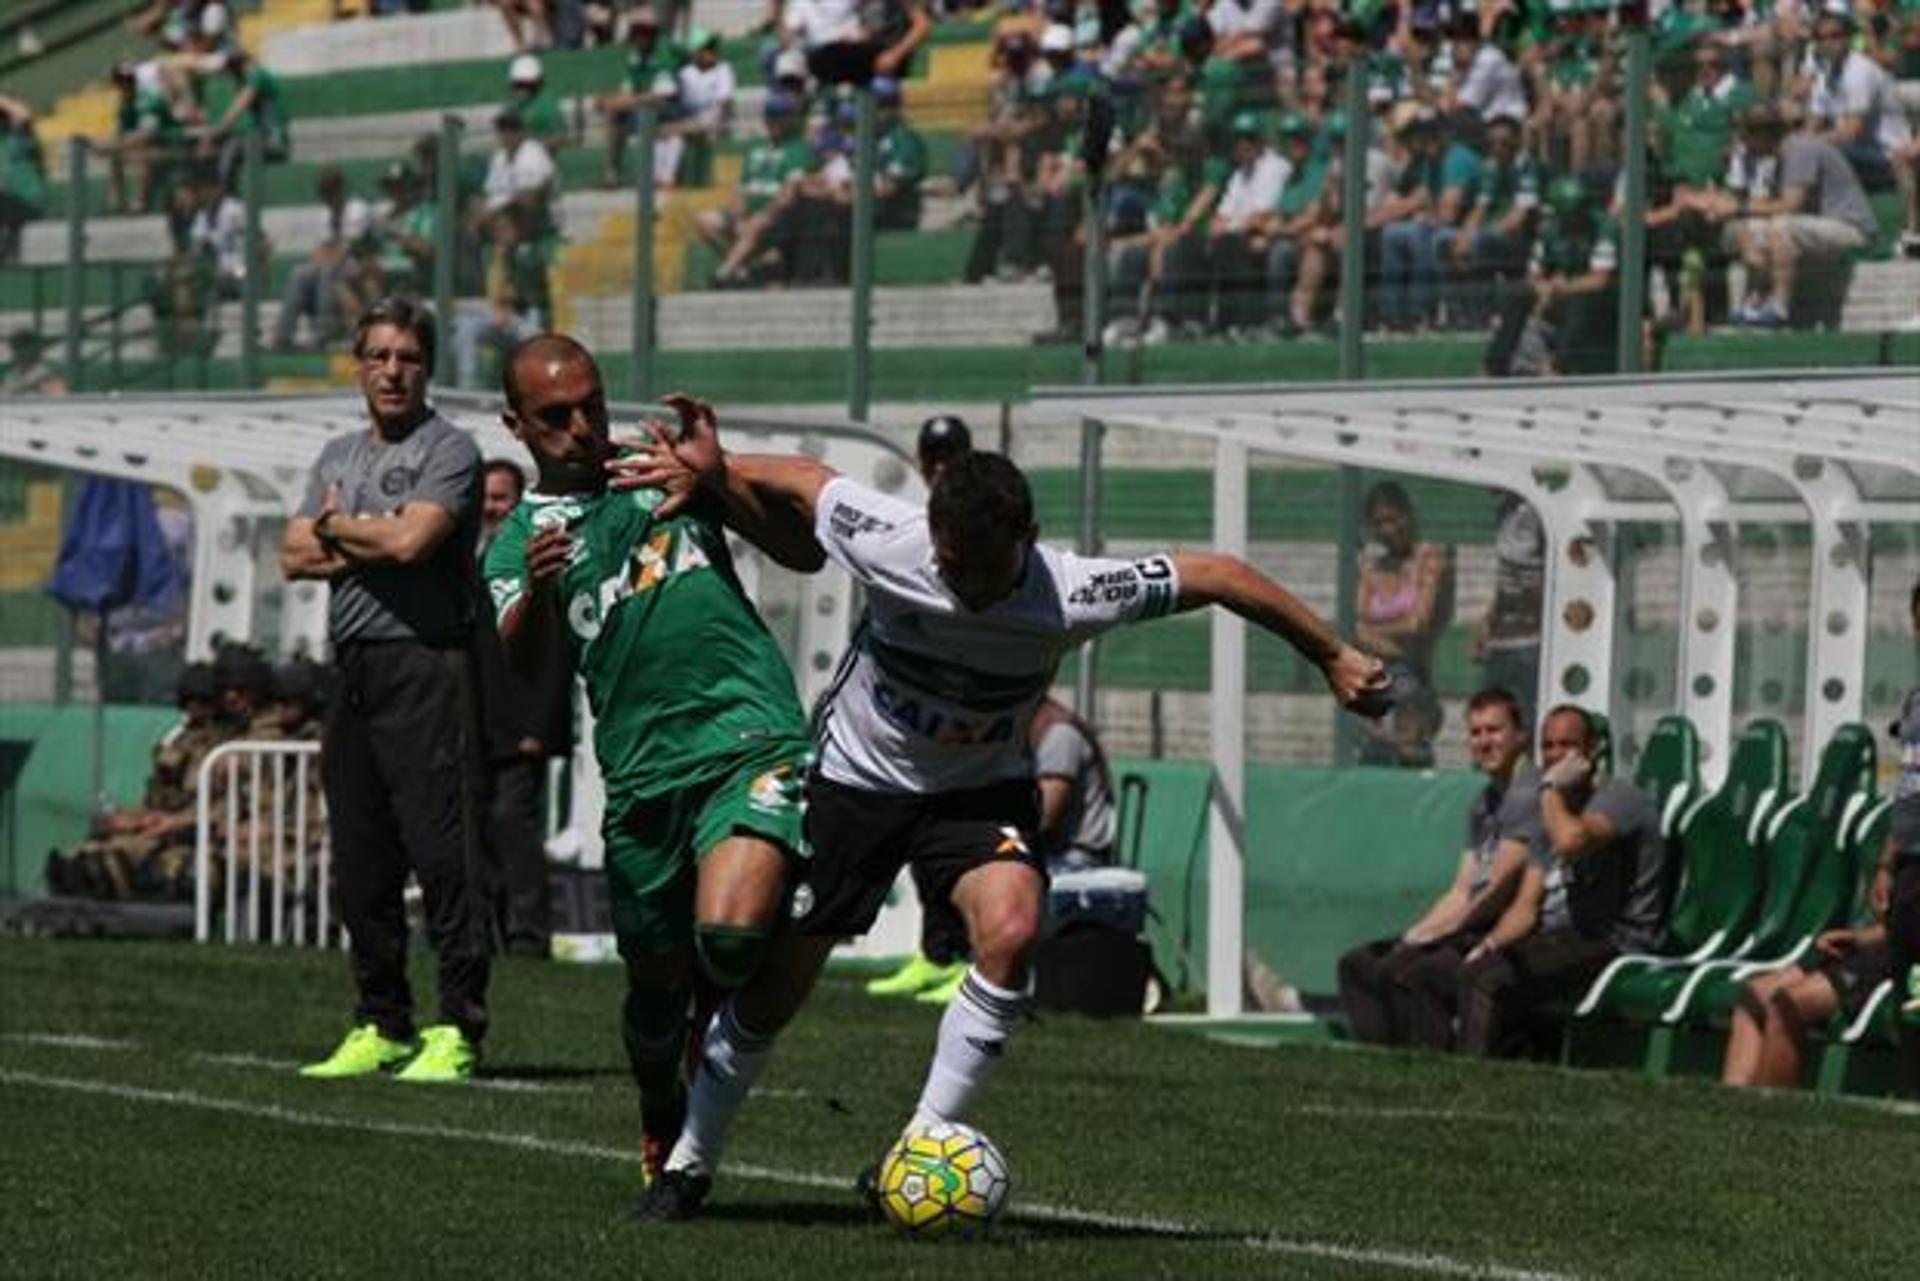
[866,953,949,998]
[913,963,968,1007]
[393,1024,477,1084]
[300,1024,418,1079]
[1901,966,1920,1024]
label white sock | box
[665,997,776,1177]
[905,967,1027,1135]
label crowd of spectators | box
[925,0,1919,359]
[8,0,1918,380]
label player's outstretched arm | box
[1170,551,1390,716]
[607,393,836,573]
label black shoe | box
[629,1169,712,1223]
[855,1162,884,1221]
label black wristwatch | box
[315,508,343,552]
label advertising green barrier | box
[3,706,1481,1000]
[1114,759,1484,999]
[0,703,180,896]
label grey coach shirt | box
[298,413,482,645]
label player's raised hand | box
[524,524,573,588]
[658,392,724,475]
[1326,644,1392,719]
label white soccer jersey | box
[811,476,1180,794]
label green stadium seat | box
[1650,724,1878,1042]
[1634,714,1701,840]
[1813,798,1906,1095]
[1562,719,1789,1068]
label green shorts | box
[602,738,812,958]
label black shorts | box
[794,775,1044,937]
[1812,939,1891,1023]
[807,41,880,87]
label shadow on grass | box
[693,1199,1206,1245]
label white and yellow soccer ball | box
[877,1122,1011,1239]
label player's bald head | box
[503,333,600,409]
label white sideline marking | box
[7,1030,812,1102]
[1,1033,137,1051]
[0,1066,1573,1280]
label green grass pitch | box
[0,938,1913,1279]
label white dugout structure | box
[6,373,1918,1009]
[1032,372,1920,1016]
[5,392,918,945]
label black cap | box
[212,644,272,697]
[916,415,974,473]
[176,662,217,706]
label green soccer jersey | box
[739,138,815,213]
[484,484,810,798]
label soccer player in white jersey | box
[609,417,1389,1215]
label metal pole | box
[63,137,86,391]
[1338,65,1367,381]
[1081,163,1106,388]
[109,262,123,385]
[91,612,107,809]
[1207,438,1248,1016]
[240,127,264,388]
[1616,25,1650,374]
[847,87,876,423]
[1073,417,1103,719]
[1075,105,1111,722]
[433,115,461,387]
[1333,467,1364,765]
[630,104,658,402]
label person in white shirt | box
[784,0,930,86]
[185,165,248,296]
[272,165,374,351]
[1445,15,1528,123]
[483,109,558,226]
[1206,112,1290,335]
[599,410,1389,1221]
[656,28,735,189]
[1803,10,1911,191]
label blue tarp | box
[45,478,183,616]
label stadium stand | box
[3,0,1918,400]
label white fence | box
[193,740,330,946]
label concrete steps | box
[565,280,1052,352]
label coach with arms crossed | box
[281,297,493,1084]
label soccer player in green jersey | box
[485,335,834,1220]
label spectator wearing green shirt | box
[454,202,552,387]
[597,11,685,187]
[1660,40,1757,190]
[873,77,927,230]
[697,93,819,286]
[0,95,47,265]
[1379,108,1478,331]
[194,48,291,190]
[373,160,437,296]
[1104,76,1226,342]
[1444,110,1537,327]
[1527,4,1614,177]
[106,59,194,215]
[1485,176,1620,377]
[507,54,572,155]
[1265,112,1334,336]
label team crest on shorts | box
[748,765,796,813]
[789,881,815,920]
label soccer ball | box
[877,1122,1011,1239]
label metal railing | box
[193,738,330,946]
